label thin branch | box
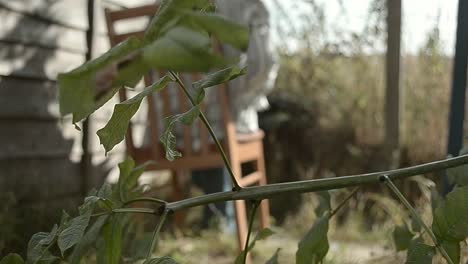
[169,70,241,191]
[330,187,359,217]
[380,175,454,264]
[166,155,468,212]
[242,200,260,264]
[123,197,167,207]
[146,209,170,260]
[112,208,156,214]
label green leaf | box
[68,216,109,264]
[314,191,331,217]
[181,11,249,51]
[39,224,59,246]
[0,254,24,264]
[447,147,468,186]
[59,36,145,123]
[191,66,247,104]
[97,75,172,153]
[27,232,58,263]
[115,157,153,203]
[405,240,435,264]
[103,216,123,264]
[143,256,179,264]
[160,106,201,161]
[234,228,275,264]
[143,26,226,72]
[265,248,281,264]
[58,208,93,255]
[439,240,460,264]
[296,215,330,264]
[432,185,468,241]
[144,0,210,42]
[84,196,114,211]
[392,225,414,251]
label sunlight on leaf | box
[59,37,145,123]
[191,66,247,104]
[181,11,249,51]
[143,27,226,72]
[97,75,172,153]
[144,0,210,42]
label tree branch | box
[166,155,468,211]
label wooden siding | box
[0,0,152,205]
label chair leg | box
[255,156,270,229]
[172,170,186,228]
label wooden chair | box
[104,4,270,250]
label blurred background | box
[1,0,467,263]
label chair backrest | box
[104,5,237,160]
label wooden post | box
[385,0,402,167]
[80,0,95,197]
[445,0,468,193]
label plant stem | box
[242,200,260,264]
[380,175,454,264]
[169,70,241,191]
[330,187,359,217]
[166,155,468,212]
[146,209,170,260]
[90,211,110,218]
[123,197,167,207]
[112,208,156,214]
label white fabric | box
[216,0,278,133]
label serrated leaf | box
[440,240,460,264]
[405,240,435,264]
[143,256,179,264]
[393,225,414,251]
[58,209,93,255]
[97,76,172,153]
[103,216,123,264]
[143,26,226,72]
[432,185,468,241]
[181,11,249,51]
[84,196,114,211]
[191,66,247,104]
[68,216,109,264]
[115,157,152,203]
[59,37,145,123]
[235,228,275,264]
[27,232,58,263]
[97,182,113,201]
[0,253,24,264]
[296,215,330,264]
[265,248,281,264]
[314,191,331,217]
[161,106,200,161]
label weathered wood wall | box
[0,0,153,252]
